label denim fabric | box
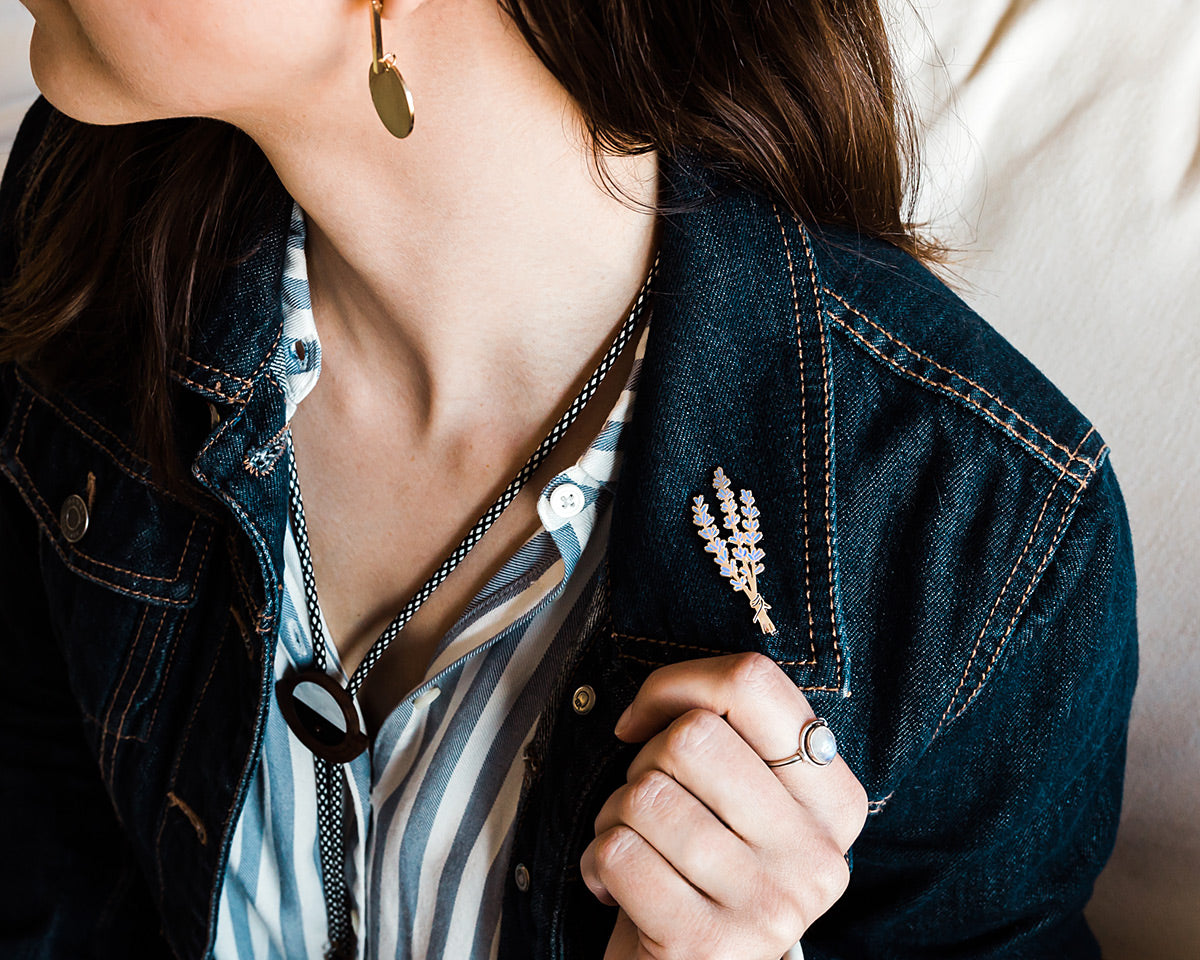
[0,96,1136,960]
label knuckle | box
[835,774,870,847]
[849,778,870,831]
[811,837,852,910]
[764,898,804,950]
[729,651,782,691]
[753,866,808,944]
[625,770,675,819]
[664,708,724,756]
[594,825,639,874]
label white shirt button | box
[548,482,585,518]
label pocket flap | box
[0,378,213,607]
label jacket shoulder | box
[805,222,1101,479]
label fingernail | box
[614,704,633,738]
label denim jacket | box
[0,97,1137,960]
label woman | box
[0,1,1136,958]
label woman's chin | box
[28,20,138,126]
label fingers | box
[581,824,708,950]
[593,768,758,905]
[615,652,810,761]
[583,654,871,958]
[616,653,868,847]
[582,815,849,959]
[623,706,798,847]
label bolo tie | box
[276,258,658,960]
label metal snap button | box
[60,494,90,543]
[549,482,585,519]
[572,685,596,715]
[514,862,531,892]
[208,402,221,428]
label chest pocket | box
[0,376,216,745]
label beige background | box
[888,3,1199,957]
[2,1,1197,956]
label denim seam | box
[189,381,288,950]
[178,355,254,390]
[9,372,199,506]
[116,599,196,776]
[772,205,821,667]
[797,222,845,685]
[17,460,205,583]
[15,432,209,586]
[81,711,148,743]
[933,428,1093,737]
[171,371,245,406]
[166,791,209,846]
[821,290,1094,471]
[14,370,154,475]
[611,632,728,658]
[826,308,1091,484]
[12,372,219,514]
[36,477,204,586]
[614,651,672,668]
[611,633,841,691]
[98,603,150,770]
[953,445,1106,723]
[823,304,1092,485]
[107,605,170,785]
[13,528,201,604]
[229,602,255,660]
[228,533,259,610]
[867,790,894,815]
[155,627,227,900]
[145,601,193,730]
[179,317,286,406]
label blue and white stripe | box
[214,199,649,960]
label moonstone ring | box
[765,717,839,768]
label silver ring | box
[764,717,838,768]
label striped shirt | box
[213,199,649,960]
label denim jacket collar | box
[173,182,294,408]
[608,166,848,695]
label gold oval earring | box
[369,0,415,138]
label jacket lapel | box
[609,158,849,696]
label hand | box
[579,653,868,960]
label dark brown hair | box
[0,0,933,485]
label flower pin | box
[692,467,777,635]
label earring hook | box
[370,0,386,73]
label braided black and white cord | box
[286,451,357,960]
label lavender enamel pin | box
[692,467,777,635]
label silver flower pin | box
[692,467,777,635]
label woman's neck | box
[230,0,659,441]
